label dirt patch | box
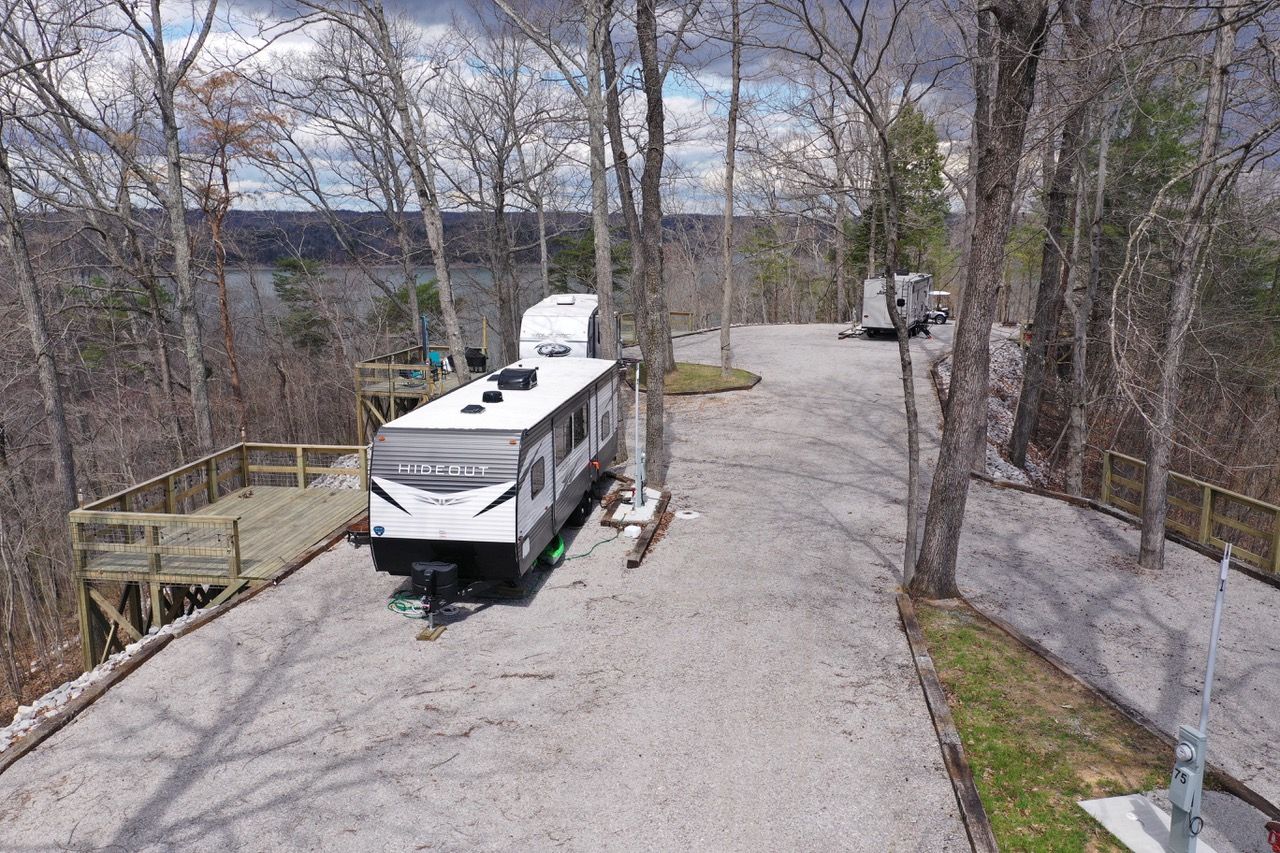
[648,511,676,548]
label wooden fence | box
[1102,449,1280,575]
[619,312,697,346]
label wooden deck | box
[70,442,370,671]
[75,486,366,585]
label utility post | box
[634,362,645,507]
[1169,543,1231,852]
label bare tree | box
[913,0,1049,598]
[1065,106,1113,495]
[436,23,573,360]
[720,0,742,376]
[1110,3,1254,570]
[490,0,619,361]
[0,129,77,512]
[635,0,672,481]
[298,0,472,380]
[181,69,278,436]
[1008,0,1092,468]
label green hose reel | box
[539,534,566,566]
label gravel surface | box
[0,325,966,852]
[959,481,1280,810]
[0,609,207,755]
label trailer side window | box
[555,417,571,463]
[530,458,545,497]
[572,403,588,446]
[601,408,612,437]
[556,403,589,463]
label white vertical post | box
[1199,543,1230,735]
[634,363,645,507]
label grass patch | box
[917,603,1171,851]
[637,362,760,394]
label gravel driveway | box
[0,325,967,852]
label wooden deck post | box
[295,445,307,488]
[1101,451,1112,507]
[1272,507,1280,575]
[228,518,241,579]
[165,474,176,513]
[355,367,366,446]
[150,581,164,631]
[76,579,94,673]
[207,456,218,504]
[145,523,161,575]
[358,446,369,491]
[1199,484,1214,546]
[240,442,250,489]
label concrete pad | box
[612,486,664,525]
[1081,789,1272,853]
[1080,794,1219,853]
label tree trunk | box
[158,85,215,451]
[210,192,246,437]
[0,135,78,512]
[1066,113,1112,495]
[833,191,848,324]
[1009,13,1089,468]
[584,0,616,360]
[536,195,551,300]
[876,152,921,586]
[1138,8,1237,571]
[912,0,1049,599]
[601,1,644,327]
[636,0,670,485]
[368,1,470,382]
[719,0,740,378]
[490,174,520,362]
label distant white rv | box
[518,293,602,358]
[368,356,619,584]
[861,272,933,338]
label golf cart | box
[926,290,951,324]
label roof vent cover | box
[554,294,575,305]
[461,404,485,414]
[482,390,503,403]
[496,367,538,390]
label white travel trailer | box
[368,357,619,585]
[518,293,602,358]
[860,272,933,338]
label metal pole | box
[1199,543,1230,734]
[1169,543,1231,853]
[634,363,645,507]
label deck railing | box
[1102,449,1280,575]
[71,443,368,581]
[354,343,459,402]
[619,312,696,346]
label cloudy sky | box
[190,0,964,215]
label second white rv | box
[518,293,602,358]
[861,272,933,338]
